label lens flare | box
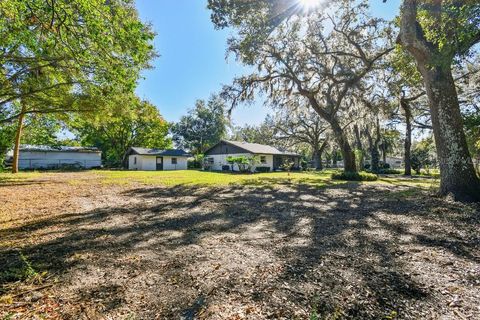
[299,0,323,10]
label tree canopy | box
[72,96,171,167]
[171,95,229,155]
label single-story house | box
[204,140,301,172]
[365,156,403,169]
[127,147,190,171]
[385,156,403,169]
[6,145,102,170]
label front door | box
[156,157,163,171]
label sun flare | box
[299,0,323,10]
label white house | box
[127,147,190,171]
[385,156,403,169]
[203,140,301,172]
[8,145,102,170]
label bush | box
[378,169,401,174]
[255,166,270,173]
[222,165,231,171]
[188,154,204,169]
[331,171,378,181]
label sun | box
[299,0,323,10]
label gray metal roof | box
[19,145,101,153]
[221,140,300,156]
[129,147,191,157]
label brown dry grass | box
[0,171,478,319]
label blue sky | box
[135,0,401,126]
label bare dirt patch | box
[1,172,479,319]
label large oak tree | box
[0,0,155,172]
[396,0,480,201]
[210,0,393,172]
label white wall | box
[163,156,188,170]
[128,155,140,170]
[205,153,273,172]
[128,155,188,171]
[141,156,157,171]
[386,157,403,169]
[18,151,101,169]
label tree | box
[396,0,480,201]
[210,0,393,173]
[271,106,329,170]
[230,116,278,147]
[72,97,171,167]
[172,95,229,155]
[0,0,156,172]
[411,137,437,175]
[363,117,382,173]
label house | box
[204,140,301,172]
[127,147,190,171]
[7,145,102,170]
[385,156,403,169]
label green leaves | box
[71,96,171,167]
[0,0,156,112]
[172,95,229,155]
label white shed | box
[127,147,190,171]
[10,145,102,170]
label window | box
[171,158,177,165]
[260,156,267,164]
[207,157,214,164]
[134,157,137,165]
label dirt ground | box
[1,172,479,319]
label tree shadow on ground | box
[1,182,478,318]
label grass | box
[94,169,341,188]
[331,171,378,181]
[0,171,42,185]
[0,169,438,190]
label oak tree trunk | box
[12,105,26,174]
[420,65,480,201]
[401,99,412,176]
[312,146,321,170]
[331,121,356,173]
[354,124,365,170]
[398,0,480,201]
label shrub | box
[226,155,259,173]
[222,165,231,171]
[378,169,401,174]
[188,154,204,169]
[331,171,378,181]
[255,166,270,173]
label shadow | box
[1,181,479,318]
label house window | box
[134,157,137,165]
[260,156,267,164]
[208,157,214,164]
[171,158,177,165]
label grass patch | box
[331,171,378,181]
[0,252,41,287]
[0,172,42,186]
[95,169,340,188]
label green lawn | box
[94,169,341,188]
[0,169,439,190]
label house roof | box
[19,145,101,153]
[129,147,191,157]
[210,140,300,156]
